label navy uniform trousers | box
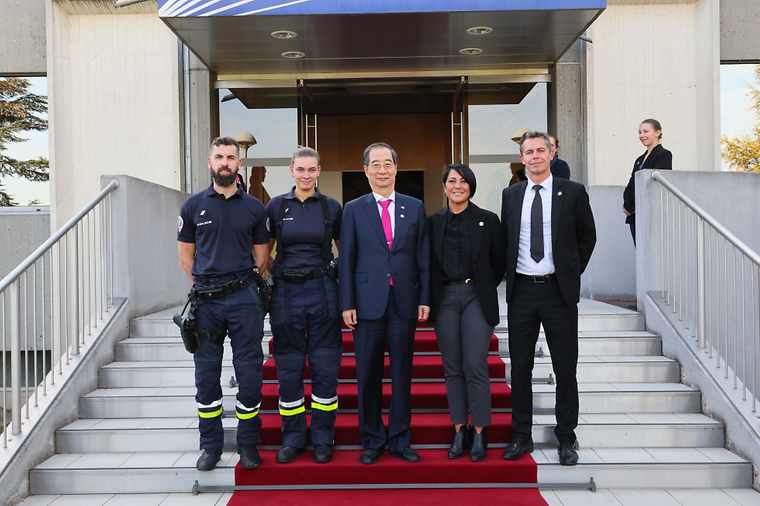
[270,276,342,448]
[194,282,264,449]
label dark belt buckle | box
[533,275,547,284]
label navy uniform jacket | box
[501,178,596,307]
[339,192,431,321]
[550,156,571,180]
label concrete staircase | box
[19,300,757,505]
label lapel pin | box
[557,191,563,196]
[479,221,484,226]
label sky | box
[2,65,757,206]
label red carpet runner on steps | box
[227,328,549,506]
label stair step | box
[79,383,701,418]
[29,447,750,495]
[114,332,662,361]
[54,413,724,453]
[97,356,679,388]
[128,305,646,338]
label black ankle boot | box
[448,425,471,460]
[470,427,488,462]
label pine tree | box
[0,77,49,206]
[721,65,760,172]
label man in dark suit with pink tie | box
[339,142,431,465]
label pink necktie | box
[380,200,393,285]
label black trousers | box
[433,283,494,428]
[507,277,579,444]
[353,289,416,451]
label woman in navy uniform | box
[428,164,506,461]
[266,147,343,464]
[622,119,673,245]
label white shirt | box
[372,190,396,239]
[516,174,555,275]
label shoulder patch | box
[266,216,270,232]
[178,215,184,233]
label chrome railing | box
[0,180,119,446]
[653,171,759,411]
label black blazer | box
[501,178,596,307]
[623,144,672,224]
[428,203,506,327]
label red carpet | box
[227,488,548,506]
[231,329,548,505]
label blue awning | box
[159,0,605,80]
[159,0,605,17]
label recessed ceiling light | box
[459,48,483,55]
[271,30,297,39]
[282,51,305,59]
[466,26,493,35]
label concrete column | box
[548,39,587,185]
[46,1,182,230]
[185,50,214,194]
[695,0,721,174]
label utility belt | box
[193,268,258,300]
[272,259,338,283]
[173,267,273,354]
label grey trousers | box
[433,283,494,427]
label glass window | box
[467,83,547,215]
[218,91,298,201]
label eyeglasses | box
[369,162,395,170]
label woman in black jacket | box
[623,119,672,245]
[428,164,506,462]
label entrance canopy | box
[160,0,605,80]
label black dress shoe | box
[469,427,488,462]
[448,425,471,460]
[196,447,223,471]
[502,436,534,460]
[359,448,383,465]
[389,447,421,463]
[313,444,333,464]
[238,443,261,469]
[275,446,305,464]
[558,441,579,466]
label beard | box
[210,167,238,187]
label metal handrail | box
[652,172,760,265]
[652,171,759,412]
[1,180,119,446]
[0,180,119,293]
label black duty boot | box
[238,443,261,469]
[313,444,333,463]
[470,427,488,462]
[447,425,471,460]
[196,447,223,471]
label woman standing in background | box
[623,119,672,245]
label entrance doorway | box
[342,170,424,205]
[220,77,547,215]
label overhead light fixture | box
[466,26,493,35]
[271,30,298,39]
[459,48,483,55]
[114,0,150,6]
[282,51,306,59]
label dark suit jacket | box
[428,203,506,328]
[623,144,672,224]
[500,178,596,307]
[339,192,431,321]
[550,156,571,180]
